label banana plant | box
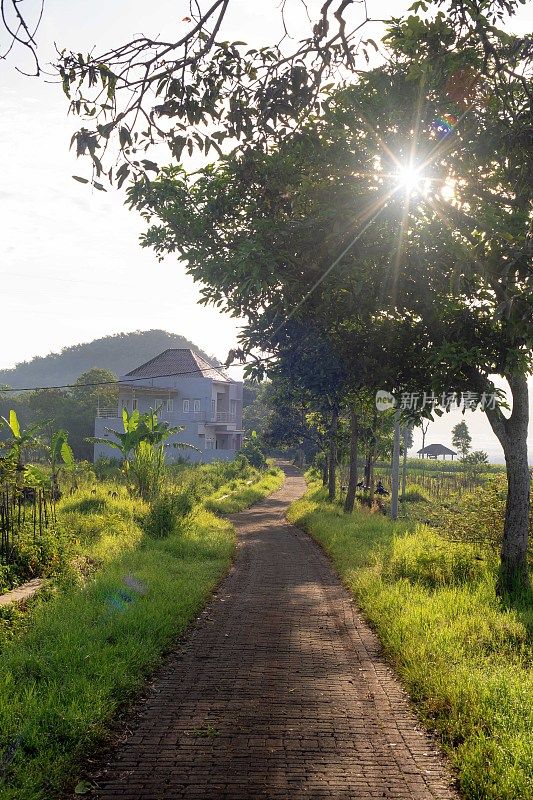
[0,410,49,484]
[135,408,197,498]
[48,429,75,497]
[88,407,142,481]
[89,407,196,498]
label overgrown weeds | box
[288,480,533,800]
[0,459,283,799]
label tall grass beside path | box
[0,462,283,800]
[287,479,533,800]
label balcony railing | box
[210,412,236,423]
[96,408,121,419]
[96,408,237,423]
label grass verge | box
[204,466,284,514]
[287,480,533,800]
[0,466,284,800]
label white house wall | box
[94,370,243,464]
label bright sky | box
[1,0,532,462]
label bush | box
[402,483,430,503]
[144,491,193,538]
[60,489,135,525]
[166,458,256,502]
[439,475,533,552]
[240,433,267,469]
[385,525,488,589]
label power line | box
[0,361,255,394]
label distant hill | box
[0,330,220,389]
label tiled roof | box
[121,349,233,383]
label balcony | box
[96,408,121,419]
[209,412,236,423]
[96,408,237,424]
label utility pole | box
[391,409,401,520]
[401,423,411,500]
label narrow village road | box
[93,464,458,800]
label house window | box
[193,399,201,413]
[211,399,216,414]
[183,399,190,413]
[230,399,236,415]
[166,398,174,412]
[205,437,214,450]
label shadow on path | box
[91,463,459,800]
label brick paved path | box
[93,465,459,800]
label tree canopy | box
[123,0,532,590]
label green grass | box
[287,481,533,800]
[0,464,284,800]
[204,467,284,514]
[375,458,506,475]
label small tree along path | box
[92,464,458,799]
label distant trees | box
[452,421,472,460]
[0,368,118,461]
[0,330,213,389]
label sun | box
[396,165,424,194]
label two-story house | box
[94,349,244,463]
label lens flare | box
[396,166,423,193]
[431,114,458,139]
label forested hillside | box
[0,330,218,389]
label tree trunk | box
[485,373,530,592]
[364,452,371,486]
[328,408,338,503]
[391,410,401,520]
[322,454,329,487]
[368,410,378,505]
[344,407,358,513]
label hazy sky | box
[1,0,532,461]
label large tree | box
[127,1,531,590]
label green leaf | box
[9,410,20,438]
[74,781,93,795]
[60,441,75,467]
[107,72,117,99]
[72,176,89,184]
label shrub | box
[166,459,256,502]
[385,525,488,589]
[463,450,490,484]
[438,475,533,552]
[402,483,430,503]
[240,433,266,469]
[59,489,135,525]
[66,497,108,515]
[144,491,193,538]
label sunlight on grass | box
[204,467,283,514]
[0,466,283,799]
[287,481,533,800]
